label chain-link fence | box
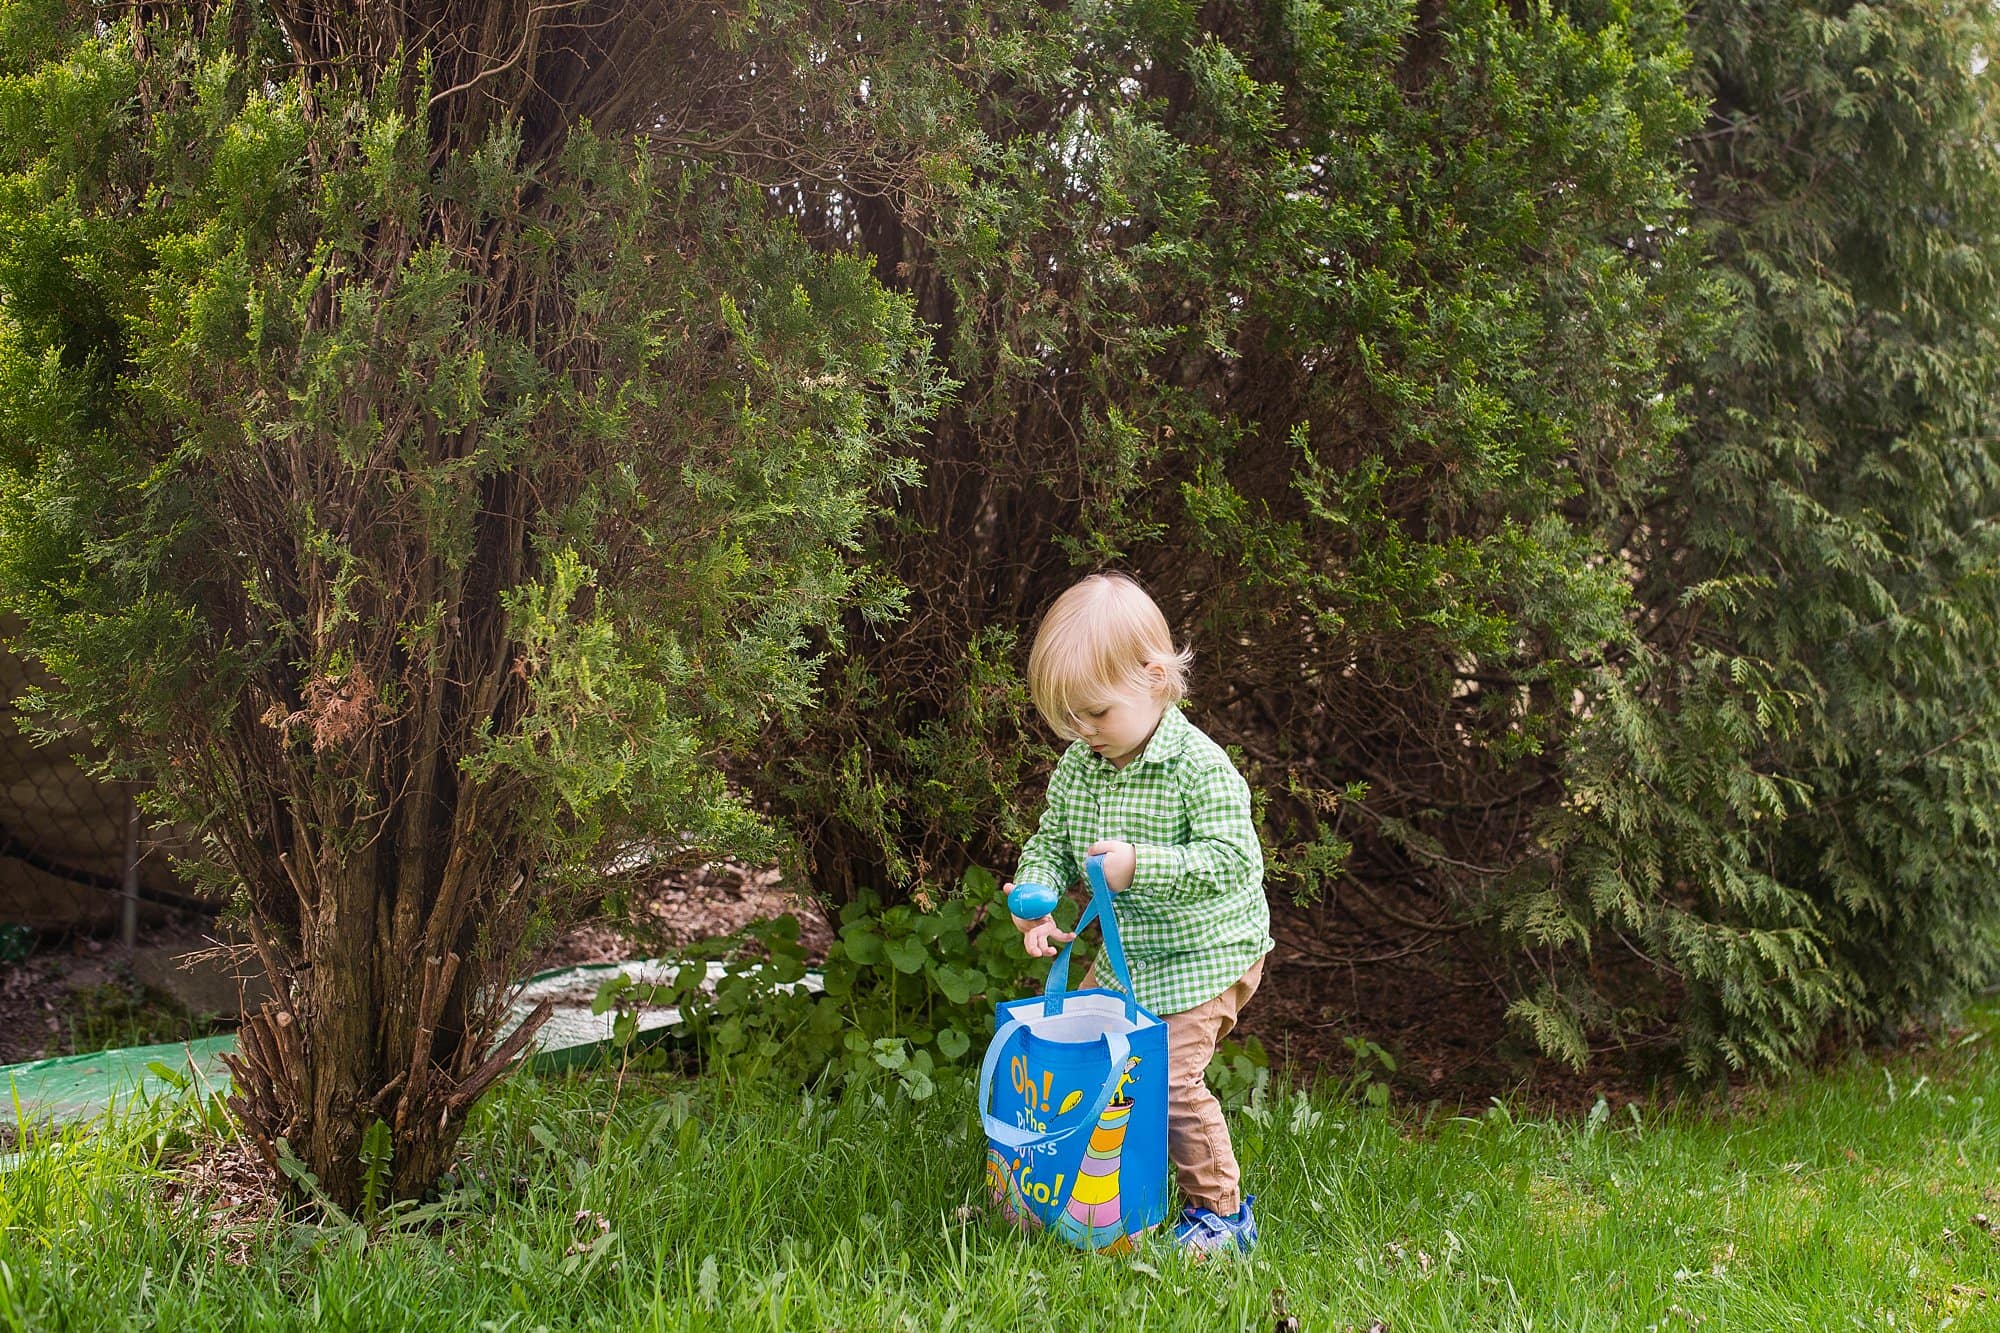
[0,622,210,938]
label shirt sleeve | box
[1125,760,1262,900]
[1012,749,1082,902]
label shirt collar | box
[1128,703,1191,768]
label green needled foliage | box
[746,3,1708,1019]
[2,0,1996,1154]
[760,0,1705,902]
[749,0,2000,1078]
[1523,1,2000,1072]
[0,0,945,1208]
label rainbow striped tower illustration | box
[1052,1057,1146,1252]
[985,1146,1032,1231]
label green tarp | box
[4,1033,235,1125]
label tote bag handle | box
[978,1017,1132,1155]
[1042,853,1139,1020]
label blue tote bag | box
[979,854,1170,1252]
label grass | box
[4,1009,2000,1331]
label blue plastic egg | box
[1007,881,1059,920]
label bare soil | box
[0,950,71,1065]
[0,928,216,1066]
[526,860,833,972]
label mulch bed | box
[0,952,72,1066]
[525,859,834,973]
[158,1135,285,1263]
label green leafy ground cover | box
[55,976,220,1059]
[6,1007,2000,1332]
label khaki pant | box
[1084,955,1265,1215]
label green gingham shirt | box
[1013,705,1272,1016]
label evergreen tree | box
[0,0,944,1205]
[1522,0,2000,1070]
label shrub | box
[0,0,946,1206]
[752,0,2000,1076]
[597,868,1045,1098]
[1518,0,2000,1070]
[744,2,1707,1032]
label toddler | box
[1005,572,1272,1256]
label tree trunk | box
[224,821,553,1211]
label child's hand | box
[1020,916,1077,958]
[1085,840,1136,891]
[1003,881,1077,958]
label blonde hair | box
[1027,573,1194,740]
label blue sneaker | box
[1172,1195,1257,1257]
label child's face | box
[1072,685,1169,769]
